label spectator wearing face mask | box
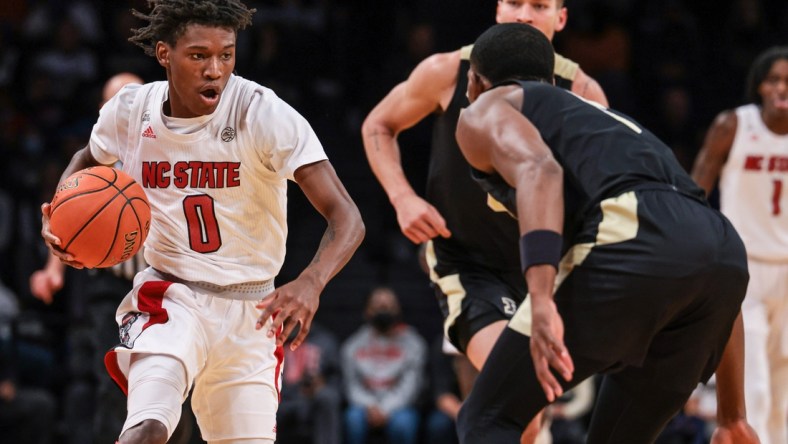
[340,286,428,444]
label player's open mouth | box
[199,87,220,106]
[774,97,788,110]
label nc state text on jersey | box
[744,155,788,172]
[142,161,241,188]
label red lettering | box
[188,161,201,187]
[227,162,240,187]
[744,155,764,171]
[156,162,171,188]
[199,162,214,188]
[173,162,189,188]
[214,162,227,185]
[142,162,156,187]
[768,156,788,172]
[140,160,241,188]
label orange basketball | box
[49,166,151,269]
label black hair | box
[745,46,788,105]
[129,0,256,57]
[470,23,555,85]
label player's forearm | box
[300,204,365,288]
[361,123,418,205]
[715,311,747,424]
[519,165,563,302]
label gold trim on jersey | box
[487,194,516,218]
[460,44,474,61]
[554,53,579,84]
[508,191,639,336]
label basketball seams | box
[61,190,126,252]
[50,166,150,268]
[97,202,128,267]
[96,195,150,267]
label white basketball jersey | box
[719,104,788,261]
[89,75,328,285]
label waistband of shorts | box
[150,268,274,300]
[618,182,709,205]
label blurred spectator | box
[655,407,708,444]
[30,16,99,102]
[276,322,343,444]
[341,286,427,444]
[0,278,57,444]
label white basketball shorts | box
[104,267,283,441]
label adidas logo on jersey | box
[142,126,157,139]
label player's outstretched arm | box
[711,312,760,444]
[40,147,104,268]
[361,51,458,244]
[691,110,737,195]
[256,160,364,349]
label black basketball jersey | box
[471,81,707,244]
[428,47,580,273]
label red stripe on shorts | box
[103,280,173,396]
[273,322,284,402]
[104,350,128,396]
[138,281,171,329]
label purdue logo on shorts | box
[501,297,517,316]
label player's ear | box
[155,42,169,68]
[466,68,484,103]
[554,4,568,33]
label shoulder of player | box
[709,109,739,138]
[406,49,462,90]
[232,75,297,117]
[700,109,739,152]
[474,85,523,114]
[459,86,522,138]
[694,109,738,178]
[416,48,462,74]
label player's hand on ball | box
[40,202,83,268]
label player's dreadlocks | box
[129,0,256,57]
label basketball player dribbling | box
[38,2,364,443]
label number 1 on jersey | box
[773,179,783,216]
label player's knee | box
[119,419,168,444]
[126,354,188,439]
